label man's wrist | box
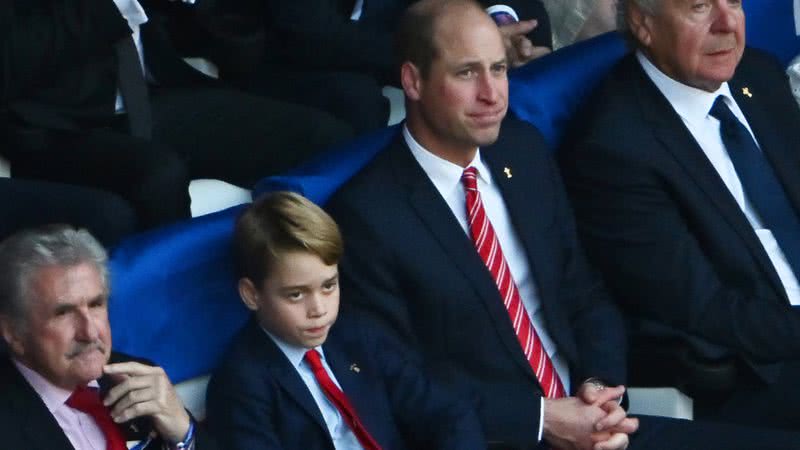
[582,377,623,405]
[167,418,195,450]
[583,377,608,390]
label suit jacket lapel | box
[241,322,328,433]
[729,74,800,302]
[322,338,392,447]
[632,59,787,299]
[2,359,75,450]
[729,76,800,213]
[388,135,538,381]
[482,131,556,318]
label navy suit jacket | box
[0,353,215,450]
[206,313,485,450]
[559,49,800,385]
[326,116,627,448]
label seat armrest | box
[627,387,693,420]
[175,375,211,422]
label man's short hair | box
[0,225,109,327]
[395,0,486,78]
[617,0,660,39]
[233,191,343,287]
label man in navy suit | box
[206,191,485,450]
[324,1,639,448]
[559,0,800,429]
[0,225,214,450]
[326,0,800,448]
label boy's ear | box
[238,278,260,312]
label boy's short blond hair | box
[233,191,343,287]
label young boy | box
[206,191,485,450]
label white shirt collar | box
[636,51,735,125]
[262,328,327,369]
[402,124,494,199]
[113,0,148,28]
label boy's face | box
[246,251,339,349]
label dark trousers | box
[692,360,800,431]
[0,177,136,247]
[629,415,800,450]
[5,87,353,230]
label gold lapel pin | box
[742,87,752,98]
[503,167,513,178]
[349,363,361,373]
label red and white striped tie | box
[462,166,566,398]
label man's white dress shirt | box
[638,51,800,305]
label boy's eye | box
[322,281,338,292]
[286,291,303,300]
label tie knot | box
[709,95,737,125]
[304,349,324,371]
[461,167,479,191]
[66,385,104,414]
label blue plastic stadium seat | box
[509,31,627,149]
[109,205,248,382]
[745,0,800,67]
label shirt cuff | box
[537,397,545,442]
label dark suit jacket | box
[258,0,552,82]
[0,0,236,135]
[0,353,216,450]
[326,116,626,448]
[559,49,800,387]
[206,314,485,450]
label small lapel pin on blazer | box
[503,167,513,178]
[742,87,752,98]
[349,363,361,373]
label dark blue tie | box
[115,36,152,139]
[709,95,800,280]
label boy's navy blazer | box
[206,314,485,450]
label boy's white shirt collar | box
[262,327,327,369]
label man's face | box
[634,0,745,92]
[2,263,112,390]
[404,7,509,162]
[246,252,339,349]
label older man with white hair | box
[0,225,217,450]
[561,0,800,430]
